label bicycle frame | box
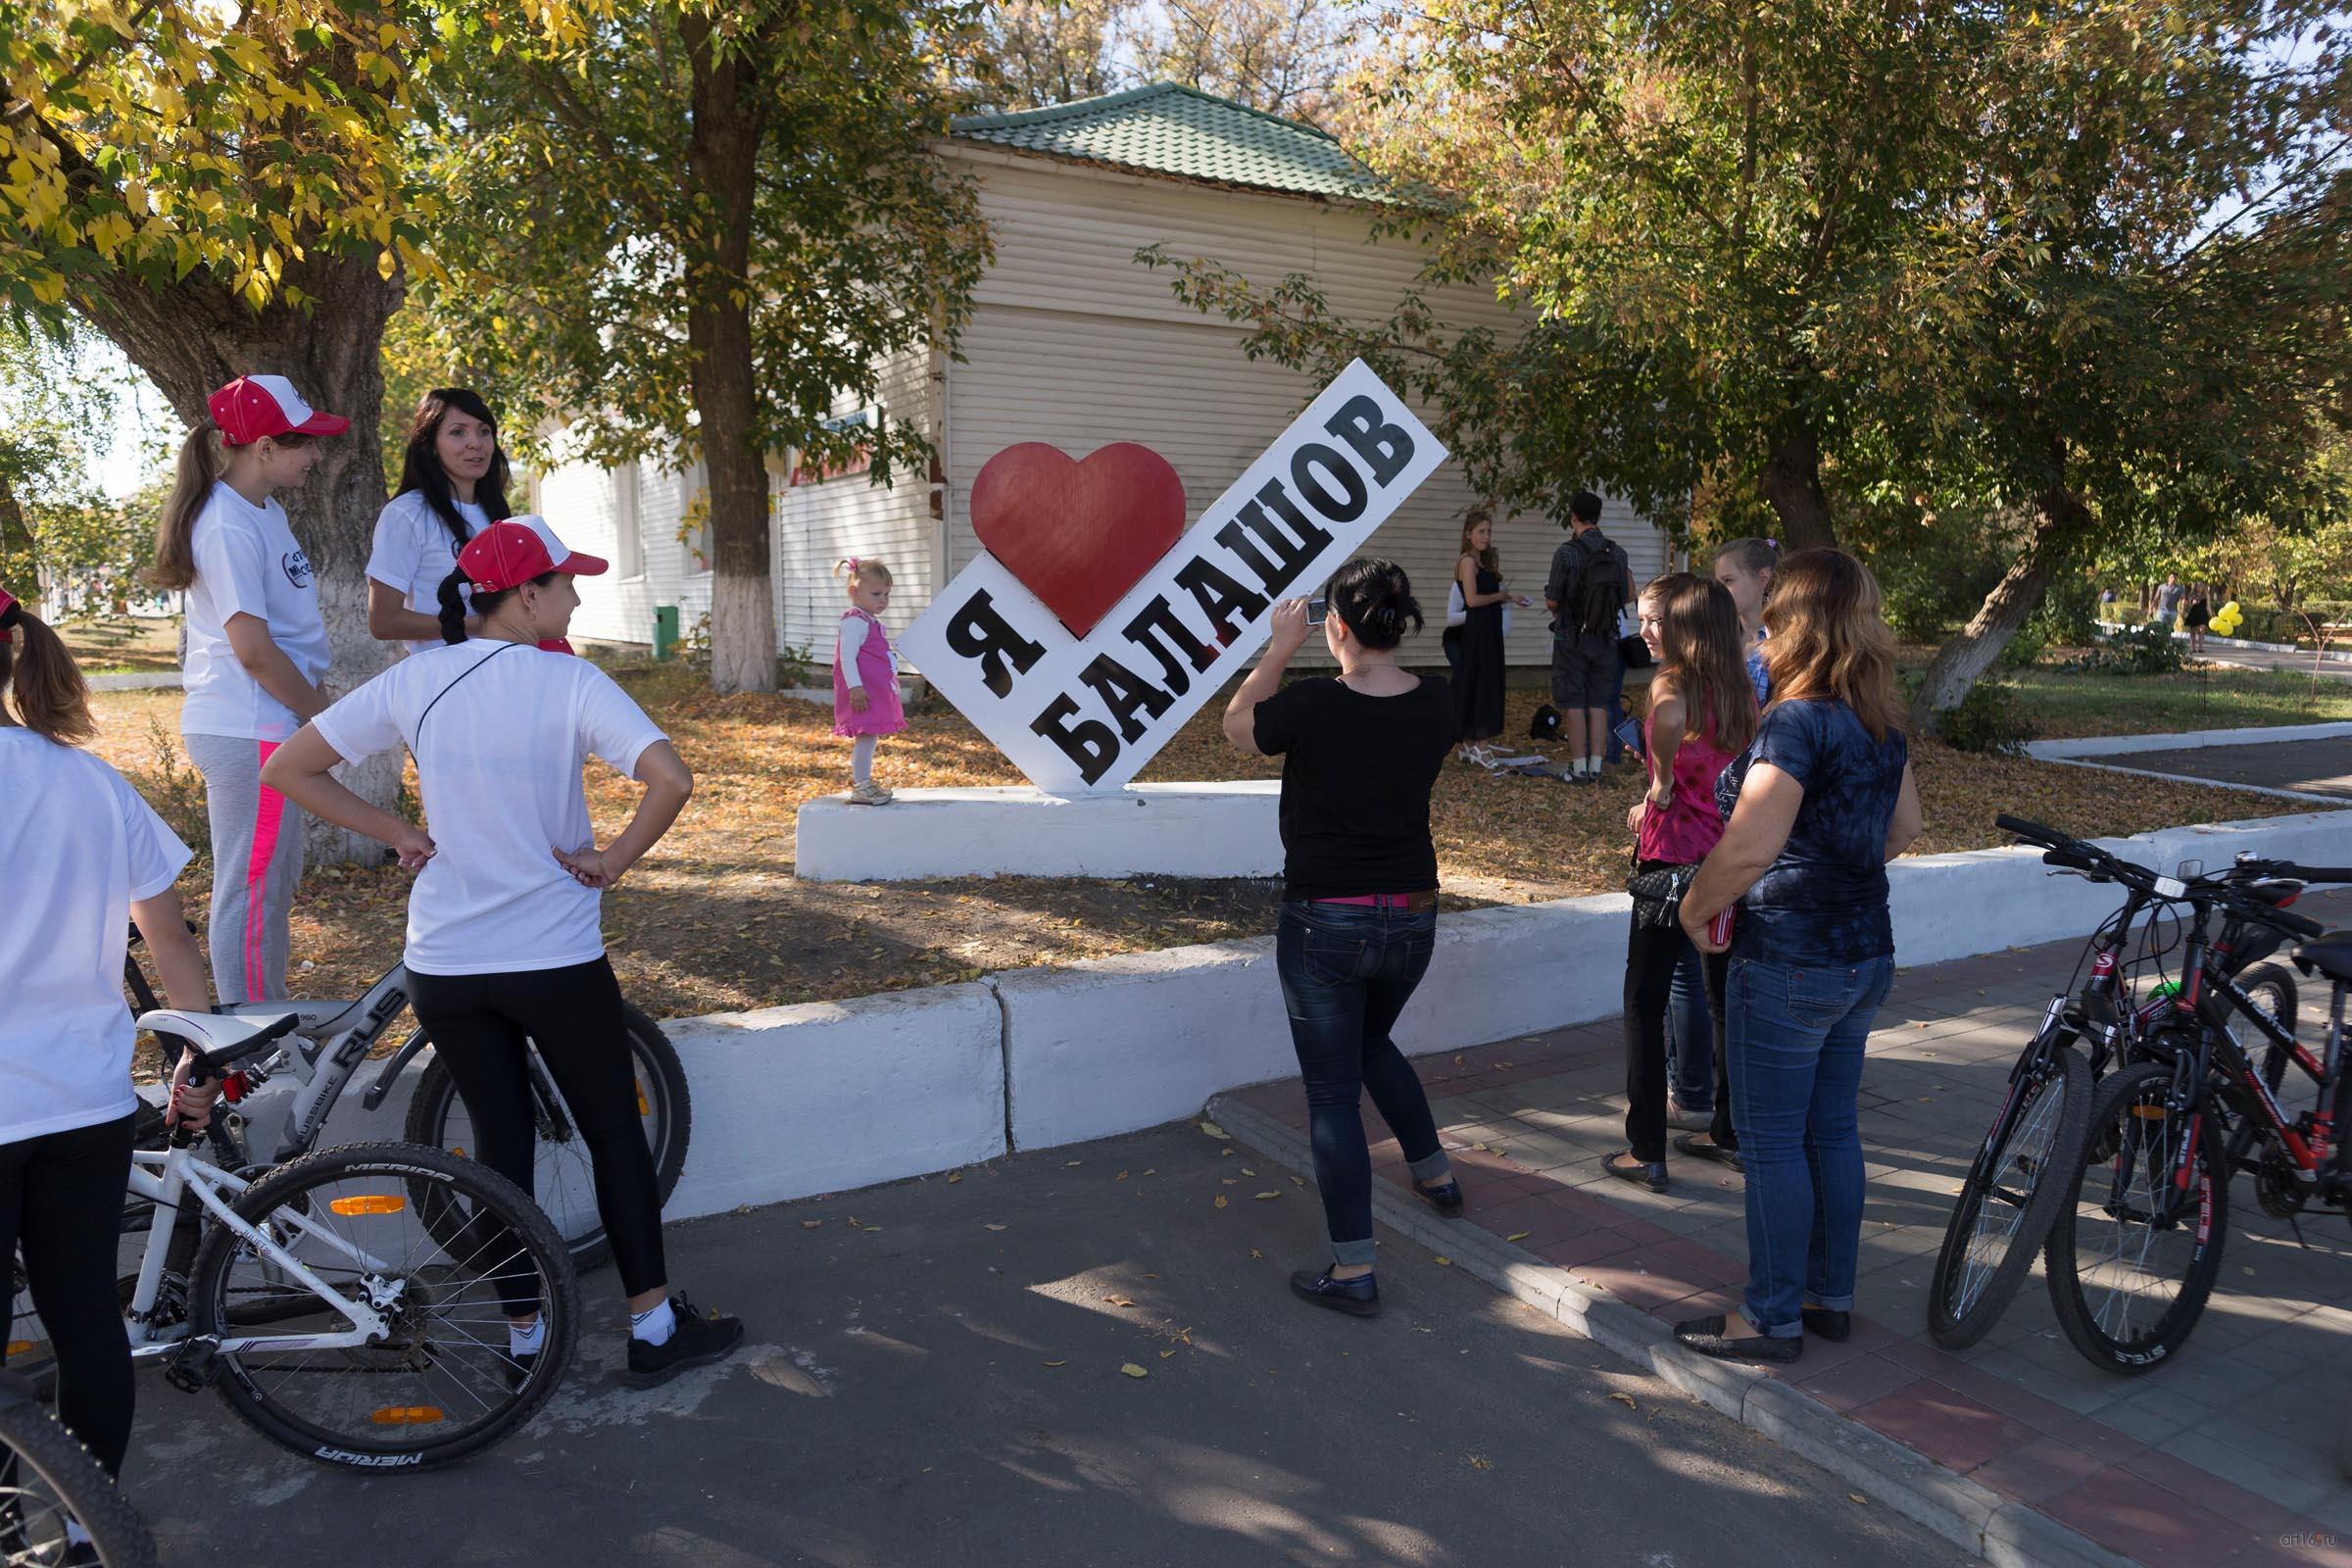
[122,1144,390,1359]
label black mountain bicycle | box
[1,1370,156,1568]
[1925,815,2316,1348]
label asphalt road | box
[123,1123,1977,1568]
[2107,736,2352,800]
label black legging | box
[408,958,666,1311]
[3,1114,135,1476]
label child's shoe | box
[848,782,895,806]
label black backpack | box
[1569,531,1629,638]
[1529,704,1562,740]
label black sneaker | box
[505,1350,537,1392]
[1290,1267,1380,1317]
[626,1294,745,1388]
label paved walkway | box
[2106,738,2352,801]
[1222,893,2352,1568]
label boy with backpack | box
[1544,490,1633,780]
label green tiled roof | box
[951,82,1392,203]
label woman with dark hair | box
[368,388,555,652]
[1449,510,1527,763]
[2,583,217,1508]
[262,520,740,1389]
[1222,559,1462,1318]
[1673,549,1923,1363]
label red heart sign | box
[969,442,1187,638]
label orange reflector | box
[451,1147,466,1158]
[5,1339,36,1356]
[328,1195,407,1216]
[2131,1104,2168,1120]
[368,1405,445,1426]
[635,1079,649,1116]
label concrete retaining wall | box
[288,806,2352,1217]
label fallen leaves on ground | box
[1119,1363,1149,1380]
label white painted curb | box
[284,807,2352,1224]
[2027,720,2352,759]
[797,781,1285,881]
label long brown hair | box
[1457,509,1498,574]
[398,388,514,555]
[1642,572,1756,754]
[1761,548,1903,741]
[0,598,96,746]
[150,426,312,591]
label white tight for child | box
[852,734,878,786]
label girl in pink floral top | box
[1605,573,1759,1192]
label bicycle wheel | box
[187,1142,578,1471]
[2045,1061,2230,1373]
[406,1004,690,1273]
[2224,961,2302,1168]
[1927,1041,2092,1348]
[0,1383,158,1568]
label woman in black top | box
[1450,510,1527,761]
[2182,586,2211,656]
[1224,558,1463,1318]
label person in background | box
[1673,549,1923,1363]
[1605,574,1754,1192]
[1,584,217,1524]
[2182,584,2211,656]
[1711,537,1777,709]
[834,557,906,805]
[149,373,344,1004]
[1451,510,1529,765]
[2154,572,2185,627]
[1223,559,1462,1318]
[1544,490,1633,781]
[262,520,740,1389]
[366,388,571,656]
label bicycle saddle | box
[136,1008,300,1052]
[2293,931,2352,985]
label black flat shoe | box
[1801,1306,1852,1342]
[1673,1313,1801,1364]
[1290,1268,1381,1317]
[1413,1177,1464,1218]
[1603,1151,1669,1193]
[1674,1133,1744,1173]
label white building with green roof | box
[548,81,1669,672]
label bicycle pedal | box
[164,1335,221,1394]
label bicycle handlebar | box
[1998,812,2323,940]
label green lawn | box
[1975,662,2352,739]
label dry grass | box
[81,657,2301,1021]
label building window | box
[614,462,644,580]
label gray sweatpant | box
[184,731,307,1004]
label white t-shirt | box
[311,643,667,977]
[0,728,192,1145]
[366,490,491,655]
[179,480,331,741]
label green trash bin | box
[653,604,679,662]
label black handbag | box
[1626,855,1696,929]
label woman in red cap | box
[150,372,348,1004]
[261,520,740,1390]
[0,582,217,1517]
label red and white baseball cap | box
[457,516,608,593]
[208,374,352,445]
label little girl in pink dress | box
[834,557,906,805]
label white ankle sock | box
[66,1522,92,1547]
[509,1317,546,1357]
[631,1298,677,1346]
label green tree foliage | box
[409,0,991,692]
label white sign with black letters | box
[898,360,1447,795]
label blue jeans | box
[1276,903,1449,1265]
[1666,950,1713,1112]
[1727,954,1894,1337]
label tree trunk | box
[1908,489,2091,738]
[684,13,778,696]
[74,249,403,863]
[1758,419,1838,552]
[0,471,33,600]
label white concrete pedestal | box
[795,782,1283,882]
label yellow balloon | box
[2220,601,2241,616]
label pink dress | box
[833,608,906,738]
[1638,701,1736,865]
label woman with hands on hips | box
[260,519,742,1390]
[1224,561,1462,1320]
